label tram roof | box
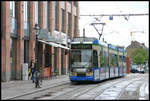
[93,40,125,52]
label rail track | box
[9,74,148,100]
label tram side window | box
[110,53,113,67]
[114,54,118,67]
[104,51,108,67]
[119,55,123,67]
[93,50,98,67]
[122,56,126,66]
[119,55,123,62]
[100,50,107,67]
[100,49,104,67]
[116,54,119,66]
[123,56,125,62]
[110,53,117,67]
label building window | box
[35,2,38,24]
[61,8,65,33]
[48,1,50,31]
[10,1,17,35]
[10,1,15,17]
[24,1,28,22]
[68,12,71,36]
[68,1,71,4]
[44,1,48,29]
[55,1,58,31]
[24,1,29,38]
[74,16,77,36]
[73,2,77,6]
[24,40,29,63]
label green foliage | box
[131,48,149,65]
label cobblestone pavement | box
[1,73,149,100]
[1,75,69,100]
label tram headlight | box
[86,68,92,76]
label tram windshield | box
[71,49,92,68]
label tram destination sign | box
[71,44,92,49]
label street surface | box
[8,73,149,100]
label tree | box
[130,48,149,65]
[132,53,145,64]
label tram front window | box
[71,50,92,68]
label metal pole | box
[35,34,38,71]
[83,28,85,37]
[35,34,40,88]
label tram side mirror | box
[65,49,69,55]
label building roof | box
[126,41,147,49]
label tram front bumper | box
[70,76,93,81]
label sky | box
[79,1,149,48]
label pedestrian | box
[35,67,41,88]
[31,60,35,83]
[28,60,32,80]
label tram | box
[69,37,126,82]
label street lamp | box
[34,24,40,39]
[34,24,40,71]
[34,23,42,88]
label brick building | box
[1,1,79,82]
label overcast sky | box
[79,1,149,48]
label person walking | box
[34,62,42,88]
[31,61,35,83]
[35,68,41,88]
[28,60,33,80]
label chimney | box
[102,38,104,42]
[83,28,85,38]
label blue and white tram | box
[69,37,126,82]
